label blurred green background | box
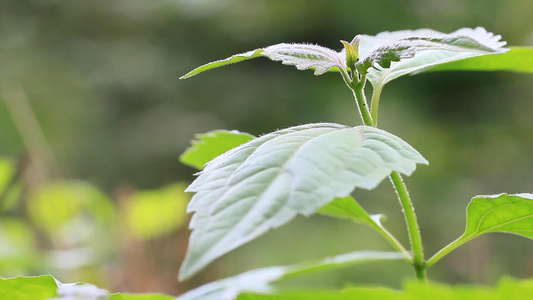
[1,0,532,296]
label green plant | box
[176,27,533,299]
[1,27,533,300]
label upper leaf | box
[179,123,427,280]
[180,130,255,170]
[180,44,344,79]
[357,27,507,87]
[179,250,404,300]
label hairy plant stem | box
[390,172,427,282]
[425,235,472,268]
[341,70,374,126]
[370,82,384,126]
[347,74,427,282]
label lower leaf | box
[426,193,533,267]
[179,250,405,300]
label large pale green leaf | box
[360,27,507,87]
[179,123,427,280]
[180,43,345,79]
[179,250,404,300]
[427,193,533,268]
[180,130,255,170]
[428,47,533,73]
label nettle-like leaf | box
[179,123,427,280]
[358,27,507,87]
[179,250,405,300]
[180,43,345,79]
[180,130,255,170]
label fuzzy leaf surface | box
[179,123,427,279]
[179,251,404,300]
[357,27,507,87]
[428,47,533,73]
[180,44,344,79]
[180,130,255,170]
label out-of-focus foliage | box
[0,0,532,296]
[124,183,189,240]
[0,275,175,300]
[0,158,22,211]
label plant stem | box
[341,70,374,126]
[370,82,384,127]
[370,222,412,263]
[346,71,427,281]
[390,172,427,282]
[425,235,471,268]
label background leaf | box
[427,47,533,73]
[0,276,58,300]
[179,250,404,300]
[179,123,427,280]
[123,183,189,240]
[180,130,255,170]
